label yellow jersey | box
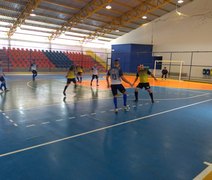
[137,69,151,83]
[76,66,83,73]
[67,70,75,79]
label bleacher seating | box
[1,47,106,72]
[65,51,105,71]
[43,50,72,68]
[4,47,55,69]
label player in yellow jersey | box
[76,65,83,83]
[63,65,77,96]
[132,64,157,103]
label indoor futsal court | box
[1,0,212,180]
[0,74,212,180]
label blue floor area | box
[0,75,212,180]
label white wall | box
[112,0,212,51]
[111,0,212,77]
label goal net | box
[153,60,184,80]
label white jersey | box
[107,67,123,85]
[31,64,37,71]
[92,67,98,75]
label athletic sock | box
[135,91,138,100]
[113,97,118,109]
[63,85,68,92]
[149,92,154,102]
[2,83,6,90]
[123,94,127,106]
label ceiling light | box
[142,16,147,19]
[177,0,184,4]
[106,5,112,9]
[30,13,36,17]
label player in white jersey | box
[90,64,99,86]
[31,63,37,81]
[106,59,132,113]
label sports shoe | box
[124,105,130,111]
[134,99,138,102]
[63,91,66,96]
[114,108,118,113]
[151,99,154,103]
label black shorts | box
[92,75,98,79]
[77,72,82,76]
[136,83,150,90]
[111,84,126,96]
[32,70,37,74]
[67,78,76,84]
[0,76,5,82]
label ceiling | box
[0,0,193,44]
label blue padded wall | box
[111,44,154,73]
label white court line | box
[0,98,211,158]
[128,93,210,101]
[204,162,212,166]
[41,121,50,125]
[193,162,212,180]
[26,124,35,128]
[80,114,88,117]
[27,81,35,89]
[56,119,64,121]
[68,117,76,120]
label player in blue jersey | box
[0,64,9,92]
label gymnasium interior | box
[0,0,212,179]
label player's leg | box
[96,75,99,86]
[79,72,82,83]
[0,79,3,91]
[118,85,130,111]
[76,72,80,82]
[34,70,38,78]
[134,83,142,102]
[90,75,94,86]
[73,78,77,88]
[0,77,7,91]
[63,79,71,96]
[111,85,118,112]
[145,83,154,103]
[32,70,35,80]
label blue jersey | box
[107,67,123,85]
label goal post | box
[153,60,184,81]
